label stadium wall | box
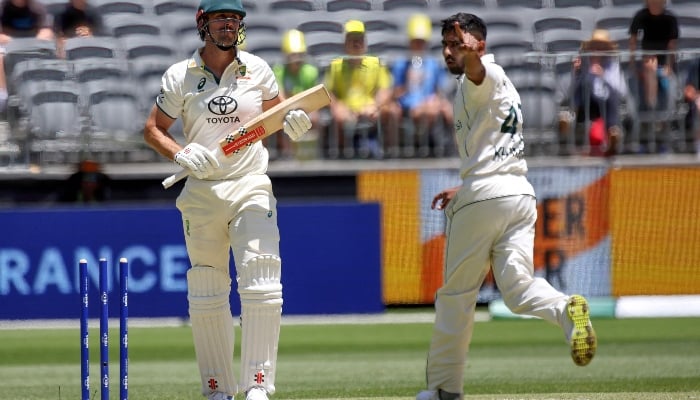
[357,162,700,305]
[0,203,383,320]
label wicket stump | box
[80,257,129,400]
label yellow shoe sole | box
[567,295,597,366]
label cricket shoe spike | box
[567,294,597,366]
[246,386,269,400]
[208,392,233,400]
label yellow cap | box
[344,20,365,34]
[281,29,307,54]
[407,14,431,41]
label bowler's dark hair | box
[441,13,487,41]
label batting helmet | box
[198,0,246,17]
[196,0,246,45]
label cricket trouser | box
[177,174,282,397]
[426,194,570,393]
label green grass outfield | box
[1,316,699,400]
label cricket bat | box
[162,84,331,189]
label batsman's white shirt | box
[157,49,279,180]
[453,54,535,202]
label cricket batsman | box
[143,1,313,399]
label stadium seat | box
[42,0,70,16]
[73,58,130,84]
[364,18,400,33]
[676,26,700,51]
[324,0,372,12]
[479,30,534,66]
[594,8,633,31]
[128,57,171,99]
[302,30,345,68]
[269,0,316,12]
[495,0,545,9]
[103,14,165,37]
[531,7,596,34]
[297,15,344,33]
[120,34,178,61]
[26,81,82,139]
[63,36,121,60]
[178,34,203,58]
[2,38,56,77]
[608,0,642,6]
[244,14,288,35]
[8,59,72,114]
[676,14,700,31]
[382,0,429,11]
[84,80,144,139]
[164,11,199,38]
[438,0,491,9]
[151,0,198,15]
[552,0,604,8]
[91,0,145,15]
[540,29,588,53]
[479,9,531,34]
[241,31,286,66]
[366,31,407,64]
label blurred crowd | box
[0,0,699,166]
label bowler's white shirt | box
[453,54,535,204]
[157,49,279,180]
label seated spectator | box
[324,20,394,158]
[57,159,112,203]
[683,58,700,156]
[272,29,320,159]
[389,13,452,157]
[54,0,102,58]
[0,0,55,112]
[628,0,678,112]
[569,29,627,157]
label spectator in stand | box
[272,29,320,159]
[0,0,54,111]
[389,13,453,157]
[54,0,102,58]
[570,29,627,157]
[683,58,700,156]
[324,19,394,158]
[57,159,112,203]
[628,0,679,112]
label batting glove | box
[174,142,220,180]
[283,109,312,142]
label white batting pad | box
[238,255,283,395]
[188,266,237,397]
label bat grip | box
[162,169,189,189]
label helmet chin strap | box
[203,22,238,51]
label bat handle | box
[162,169,189,189]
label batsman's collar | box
[198,0,246,17]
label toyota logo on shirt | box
[208,96,238,115]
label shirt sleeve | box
[259,62,280,101]
[156,65,184,120]
[462,62,497,107]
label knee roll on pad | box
[188,265,232,313]
[237,255,282,304]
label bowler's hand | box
[283,109,312,141]
[174,142,220,179]
[431,186,460,210]
[453,21,480,53]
